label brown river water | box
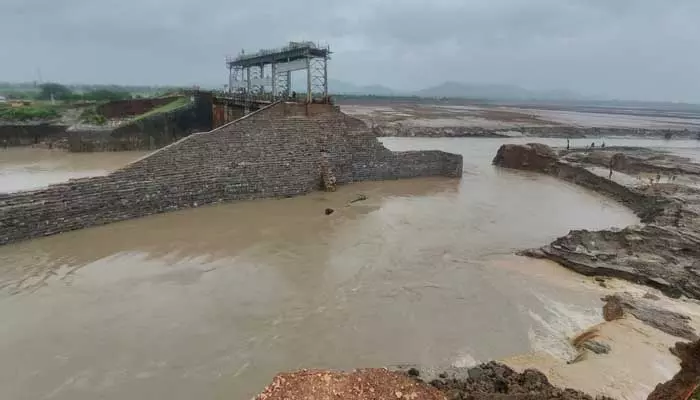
[0,138,699,400]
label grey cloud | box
[1,0,699,102]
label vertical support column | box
[306,57,312,103]
[259,65,264,95]
[245,67,251,115]
[286,71,291,99]
[228,66,233,94]
[271,63,277,98]
[323,56,328,99]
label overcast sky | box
[2,0,699,102]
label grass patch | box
[133,96,190,121]
[0,104,61,122]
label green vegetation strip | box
[133,97,190,121]
[0,104,60,122]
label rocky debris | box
[503,144,700,301]
[602,294,698,341]
[647,339,700,400]
[253,368,445,400]
[257,364,616,400]
[325,208,335,215]
[562,147,700,177]
[529,225,700,300]
[426,362,615,400]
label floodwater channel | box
[0,138,698,399]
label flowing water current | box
[0,138,699,400]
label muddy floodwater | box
[0,138,698,400]
[0,148,149,193]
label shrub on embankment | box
[78,107,108,125]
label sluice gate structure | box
[227,41,330,104]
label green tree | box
[38,83,73,100]
[82,89,132,102]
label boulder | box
[603,295,624,321]
[492,143,559,173]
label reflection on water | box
[0,138,695,400]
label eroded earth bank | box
[254,144,700,399]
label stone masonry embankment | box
[0,102,462,245]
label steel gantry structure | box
[226,41,331,103]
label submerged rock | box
[350,194,368,204]
[582,340,612,355]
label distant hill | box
[328,80,589,101]
[415,81,586,101]
[289,78,396,96]
[328,80,396,96]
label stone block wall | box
[0,124,69,146]
[0,102,462,245]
